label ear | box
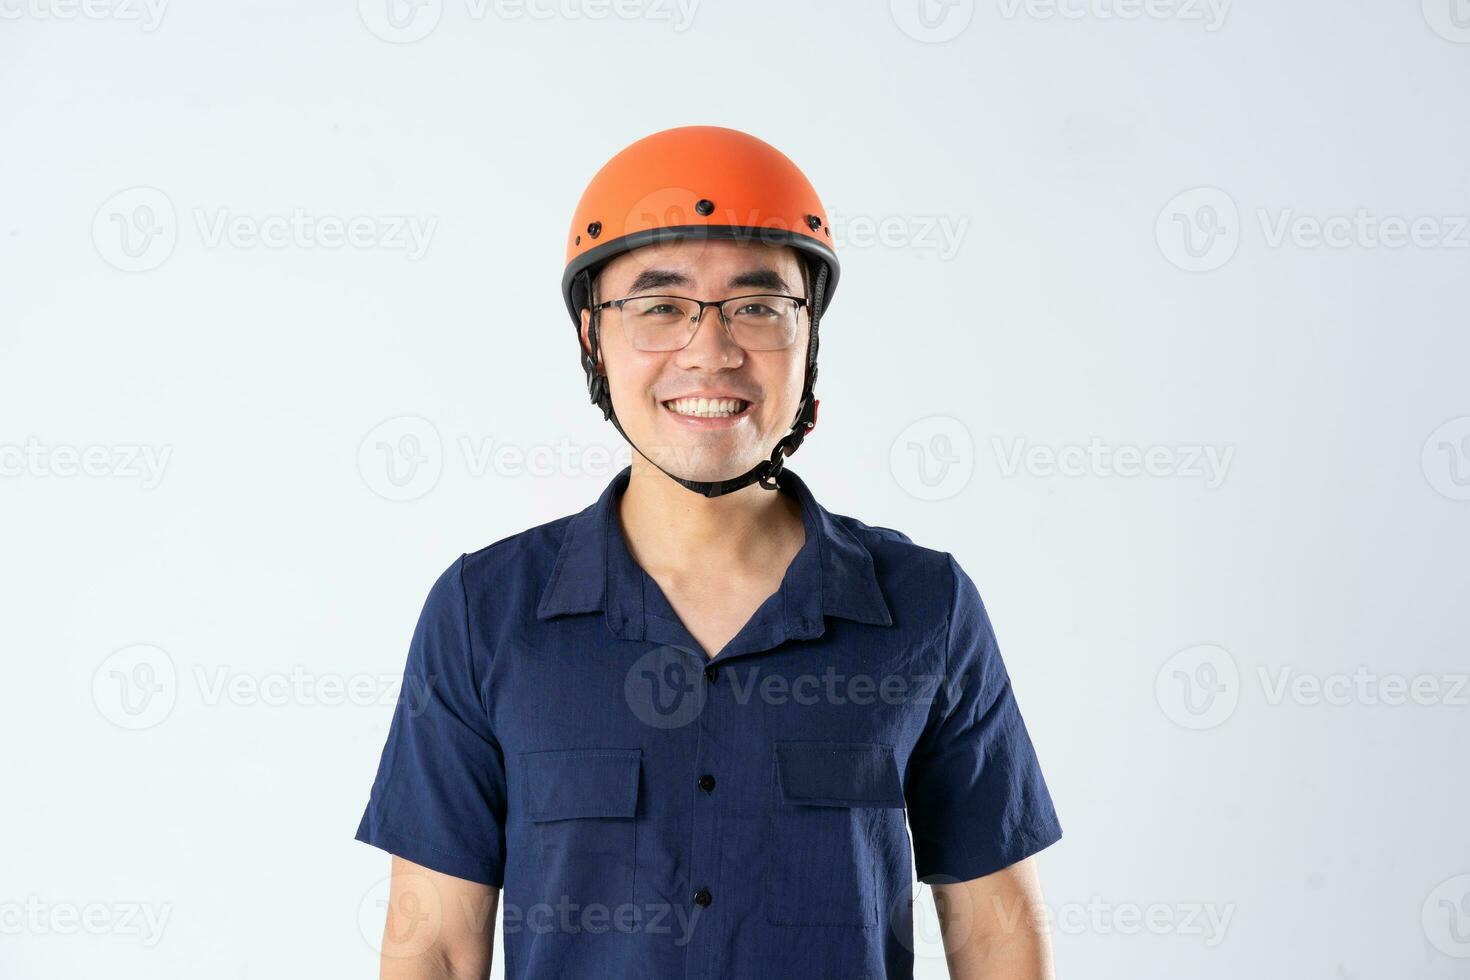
[579,308,601,370]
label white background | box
[2,0,1468,977]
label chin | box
[646,444,764,483]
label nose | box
[675,303,745,369]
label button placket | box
[685,651,728,977]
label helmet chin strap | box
[577,261,827,499]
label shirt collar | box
[536,464,893,642]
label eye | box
[628,299,686,318]
[735,302,778,317]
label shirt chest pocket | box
[765,741,908,928]
[524,748,641,912]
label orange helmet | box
[562,125,838,498]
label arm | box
[906,556,1063,977]
[354,558,509,976]
[379,855,499,980]
[932,856,1053,980]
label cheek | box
[604,349,666,406]
[751,356,807,419]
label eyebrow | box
[625,267,791,295]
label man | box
[356,125,1063,979]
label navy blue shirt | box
[356,464,1061,979]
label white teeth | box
[665,397,748,418]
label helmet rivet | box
[805,214,821,231]
[587,221,602,239]
[695,198,715,216]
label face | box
[579,238,809,486]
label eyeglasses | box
[592,293,807,352]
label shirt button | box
[697,773,716,793]
[703,664,719,683]
[693,888,712,907]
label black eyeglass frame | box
[590,292,809,351]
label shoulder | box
[829,509,957,581]
[410,507,584,627]
[456,509,579,603]
[822,507,974,636]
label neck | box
[617,455,804,576]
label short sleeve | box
[904,553,1062,883]
[354,556,507,886]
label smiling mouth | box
[661,396,752,419]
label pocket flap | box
[774,741,905,808]
[524,748,641,821]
